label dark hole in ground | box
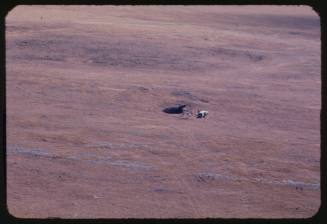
[162,105,187,114]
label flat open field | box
[6,5,320,218]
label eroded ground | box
[6,5,320,218]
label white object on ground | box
[197,110,208,118]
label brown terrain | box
[5,6,321,218]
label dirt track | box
[6,6,320,218]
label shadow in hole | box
[162,105,186,114]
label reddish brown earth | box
[5,6,321,218]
